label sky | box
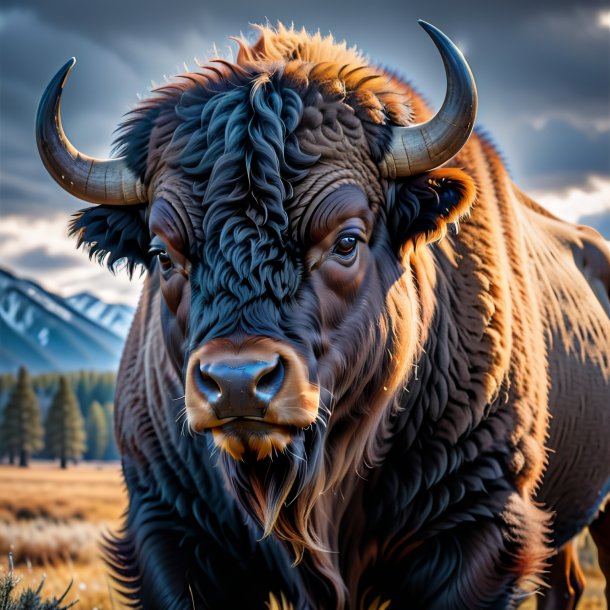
[0,0,609,305]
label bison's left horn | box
[379,21,477,179]
[36,58,147,205]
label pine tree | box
[0,398,10,465]
[0,367,44,467]
[46,376,87,468]
[0,373,15,405]
[0,374,15,463]
[101,372,117,404]
[85,401,109,460]
[74,372,89,417]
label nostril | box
[255,357,285,403]
[196,365,222,404]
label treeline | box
[0,367,119,467]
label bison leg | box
[536,540,585,610]
[589,506,610,605]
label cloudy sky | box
[1,0,609,304]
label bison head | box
[37,22,477,562]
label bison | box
[36,21,610,610]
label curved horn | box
[36,58,147,205]
[379,21,478,179]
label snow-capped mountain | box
[66,292,134,339]
[0,267,135,373]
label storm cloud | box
[6,246,82,272]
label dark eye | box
[149,246,173,272]
[157,250,172,270]
[332,235,358,259]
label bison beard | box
[219,425,318,549]
[35,20,610,610]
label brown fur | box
[71,24,610,608]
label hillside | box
[0,267,134,373]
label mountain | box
[0,267,135,374]
[66,292,134,339]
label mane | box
[114,22,432,181]
[233,23,416,126]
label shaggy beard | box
[213,381,394,609]
[217,423,327,562]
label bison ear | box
[389,168,476,250]
[69,205,150,277]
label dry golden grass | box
[0,462,128,609]
[0,462,606,609]
[3,560,126,610]
[0,461,125,523]
[0,519,103,564]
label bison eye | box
[149,246,174,272]
[332,235,359,260]
[157,251,173,271]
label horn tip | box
[417,21,449,43]
[55,58,77,90]
[61,57,77,72]
[417,20,435,33]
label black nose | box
[195,355,285,419]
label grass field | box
[0,462,606,609]
[0,462,126,609]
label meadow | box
[0,463,606,609]
[0,463,126,609]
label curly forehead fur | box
[234,23,415,125]
[115,23,429,181]
[109,24,427,343]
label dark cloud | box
[1,137,86,216]
[579,211,610,240]
[0,0,608,223]
[8,0,607,39]
[0,179,46,210]
[0,10,140,151]
[6,246,81,272]
[505,119,610,190]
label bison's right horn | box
[36,58,147,205]
[379,21,478,179]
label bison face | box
[142,113,474,469]
[37,22,476,553]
